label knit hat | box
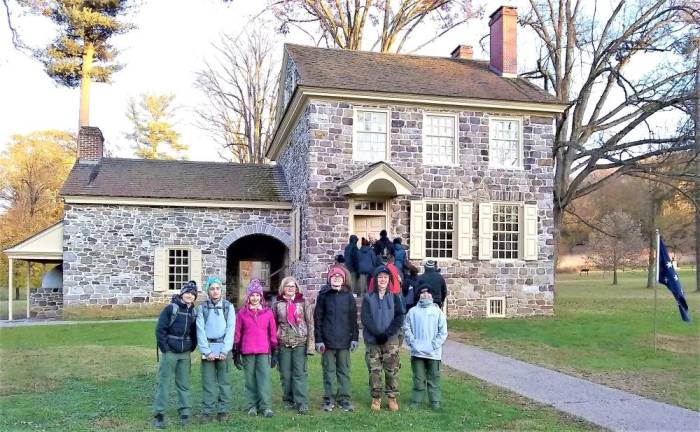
[180,281,198,299]
[424,260,437,270]
[417,281,432,295]
[327,265,346,284]
[204,277,223,292]
[247,278,264,296]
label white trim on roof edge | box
[267,86,566,160]
[63,196,293,210]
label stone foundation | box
[29,288,63,319]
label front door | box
[354,215,385,242]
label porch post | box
[26,261,31,319]
[8,258,13,321]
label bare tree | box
[269,0,482,53]
[195,27,278,164]
[586,211,644,285]
[520,0,699,235]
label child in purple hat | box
[234,279,278,417]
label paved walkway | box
[0,318,156,328]
[442,339,700,432]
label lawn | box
[450,269,700,411]
[0,322,597,431]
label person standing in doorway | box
[314,265,359,412]
[373,229,393,260]
[195,277,235,423]
[273,276,314,415]
[357,238,379,295]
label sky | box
[0,0,512,161]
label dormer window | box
[353,109,390,162]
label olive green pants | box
[201,354,232,415]
[278,345,309,406]
[322,349,352,403]
[243,354,272,411]
[410,356,441,404]
[153,351,192,416]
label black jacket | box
[358,245,379,275]
[417,268,447,307]
[155,295,197,353]
[314,284,359,350]
[373,235,393,257]
[343,235,359,273]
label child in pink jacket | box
[233,279,278,417]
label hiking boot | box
[179,414,190,426]
[388,398,399,412]
[263,409,274,418]
[153,413,166,429]
[371,398,381,412]
[216,413,229,422]
[200,414,214,424]
[284,401,296,410]
[247,407,258,416]
[431,401,441,411]
[321,400,334,412]
[297,404,309,415]
[339,400,354,412]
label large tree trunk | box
[79,43,94,127]
[695,40,699,292]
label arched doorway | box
[225,234,289,307]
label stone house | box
[4,5,565,320]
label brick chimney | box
[77,126,104,163]
[450,44,473,60]
[489,5,518,77]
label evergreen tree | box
[126,93,187,160]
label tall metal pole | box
[7,258,13,321]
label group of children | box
[152,264,448,428]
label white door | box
[354,215,386,242]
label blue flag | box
[657,237,691,322]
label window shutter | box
[191,249,203,289]
[409,200,425,260]
[478,203,493,260]
[522,204,538,261]
[153,248,167,292]
[457,202,473,260]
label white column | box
[26,261,31,319]
[8,258,13,321]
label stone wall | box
[29,288,63,319]
[63,205,292,307]
[294,99,555,317]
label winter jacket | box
[374,235,393,258]
[393,245,406,274]
[343,236,359,273]
[417,267,448,307]
[156,295,197,353]
[402,274,419,311]
[361,289,405,345]
[273,292,315,353]
[403,300,448,360]
[314,284,358,350]
[234,293,278,355]
[195,298,236,356]
[358,245,379,275]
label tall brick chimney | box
[489,5,518,77]
[77,126,104,163]
[450,44,473,60]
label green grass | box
[450,269,700,411]
[0,322,597,431]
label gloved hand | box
[315,342,326,354]
[350,341,358,352]
[270,348,279,369]
[375,333,388,345]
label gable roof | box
[338,162,416,196]
[284,44,559,105]
[61,158,291,202]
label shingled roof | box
[61,158,291,202]
[284,44,559,105]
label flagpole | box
[653,229,659,352]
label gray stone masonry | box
[29,288,63,319]
[63,205,291,307]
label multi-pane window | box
[355,110,388,161]
[425,202,455,258]
[355,200,385,211]
[492,204,520,259]
[168,248,190,291]
[489,119,521,169]
[424,114,456,165]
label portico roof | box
[338,162,416,197]
[4,221,64,261]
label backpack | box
[201,300,231,323]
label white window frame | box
[488,117,523,170]
[422,112,459,166]
[424,200,457,260]
[491,202,521,261]
[166,247,192,291]
[486,296,506,318]
[353,108,391,162]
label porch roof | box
[3,221,64,261]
